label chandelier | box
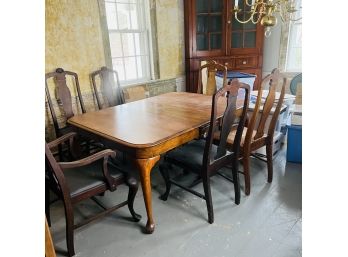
[232,0,302,37]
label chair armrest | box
[59,149,118,191]
[47,132,77,149]
[58,149,116,169]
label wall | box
[154,0,185,80]
[46,0,106,94]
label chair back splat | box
[91,66,125,109]
[197,62,227,95]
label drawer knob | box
[242,61,247,64]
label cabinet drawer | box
[234,56,258,69]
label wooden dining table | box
[68,92,242,233]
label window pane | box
[231,32,242,48]
[105,2,118,29]
[136,56,143,78]
[122,33,135,56]
[109,33,122,57]
[196,0,209,13]
[197,15,208,33]
[197,34,208,50]
[117,3,131,29]
[244,31,256,47]
[124,57,137,80]
[112,58,125,80]
[209,15,222,32]
[129,3,138,29]
[210,34,222,49]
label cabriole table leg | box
[134,155,160,234]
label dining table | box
[68,91,244,233]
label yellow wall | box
[45,0,106,93]
[155,0,185,79]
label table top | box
[68,92,231,149]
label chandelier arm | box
[234,6,259,24]
[251,4,265,24]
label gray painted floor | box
[49,146,302,257]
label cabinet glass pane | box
[244,21,257,30]
[232,13,243,30]
[244,32,256,47]
[196,0,209,13]
[209,15,222,32]
[231,32,242,48]
[197,34,208,50]
[211,0,223,12]
[197,15,208,33]
[210,34,222,49]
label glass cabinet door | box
[230,0,257,49]
[195,0,224,53]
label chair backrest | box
[290,73,302,95]
[45,68,86,135]
[203,79,250,170]
[197,62,227,95]
[91,66,125,109]
[246,68,286,144]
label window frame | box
[103,0,154,86]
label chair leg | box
[45,185,51,227]
[63,203,75,257]
[159,163,171,201]
[266,142,273,183]
[127,177,142,222]
[202,171,214,224]
[242,154,251,196]
[231,157,241,205]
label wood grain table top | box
[68,92,231,149]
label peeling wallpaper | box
[45,0,106,94]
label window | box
[104,0,153,85]
[285,0,302,72]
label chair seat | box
[166,139,217,172]
[64,160,125,198]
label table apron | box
[71,126,200,159]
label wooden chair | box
[45,132,141,257]
[224,68,286,195]
[45,68,86,138]
[91,66,125,109]
[197,62,227,95]
[46,68,103,159]
[159,79,250,224]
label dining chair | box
[159,79,250,224]
[197,62,227,95]
[90,66,125,110]
[45,68,100,160]
[45,132,141,257]
[224,68,286,195]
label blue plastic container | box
[286,125,302,163]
